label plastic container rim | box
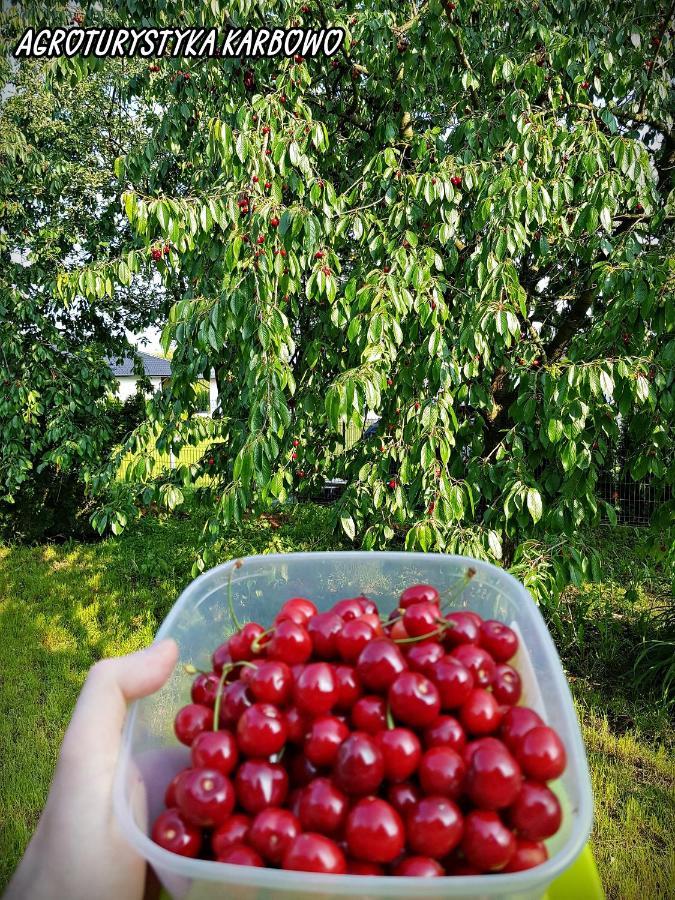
[113,550,594,895]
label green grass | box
[0,503,672,896]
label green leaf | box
[527,488,543,524]
[341,514,356,540]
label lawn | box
[0,502,672,897]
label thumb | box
[62,639,179,762]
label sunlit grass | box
[0,506,672,895]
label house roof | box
[108,351,172,378]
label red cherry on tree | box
[151,808,201,857]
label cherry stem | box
[182,664,209,676]
[250,627,275,655]
[439,566,477,613]
[227,561,242,631]
[211,660,257,731]
[386,704,395,730]
[393,626,445,644]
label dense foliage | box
[0,5,166,521]
[9,1,675,581]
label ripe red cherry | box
[217,843,264,866]
[460,688,503,735]
[443,611,480,648]
[423,715,466,752]
[376,727,422,782]
[345,797,405,863]
[333,664,362,710]
[304,715,349,767]
[237,703,287,757]
[333,732,384,795]
[389,671,440,727]
[267,620,312,664]
[465,740,521,809]
[352,694,387,733]
[235,760,288,813]
[336,618,375,662]
[175,768,235,827]
[164,769,189,807]
[508,780,562,839]
[293,662,338,715]
[451,175,462,187]
[403,601,442,638]
[332,597,366,621]
[461,810,516,871]
[285,706,310,744]
[480,620,519,662]
[191,671,222,706]
[219,680,253,727]
[211,813,251,856]
[151,808,201,857]
[430,656,474,709]
[174,704,213,746]
[419,746,466,798]
[307,612,342,659]
[249,807,300,864]
[500,706,544,753]
[229,622,266,661]
[387,780,421,817]
[357,638,407,692]
[399,583,440,609]
[406,641,444,677]
[392,856,444,876]
[211,642,233,674]
[517,726,567,781]
[249,660,293,705]
[490,663,520,703]
[450,644,496,687]
[283,833,346,873]
[298,777,348,835]
[276,597,318,627]
[270,216,280,228]
[191,730,238,776]
[406,795,464,858]
[503,838,548,872]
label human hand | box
[5,639,179,900]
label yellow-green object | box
[545,845,605,900]
[157,844,604,900]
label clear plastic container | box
[113,552,593,900]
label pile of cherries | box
[152,580,567,877]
